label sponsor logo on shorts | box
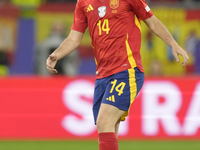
[106,95,115,102]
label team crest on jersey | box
[110,0,119,9]
[98,6,106,18]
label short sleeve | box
[71,0,88,33]
[129,0,153,20]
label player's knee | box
[96,117,114,132]
[96,119,105,131]
[96,122,108,132]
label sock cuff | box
[98,132,117,142]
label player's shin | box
[98,132,118,150]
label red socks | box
[98,132,118,150]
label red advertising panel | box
[0,76,200,140]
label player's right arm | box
[47,0,87,74]
[46,30,84,74]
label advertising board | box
[0,77,199,139]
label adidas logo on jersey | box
[86,4,94,12]
[106,95,115,102]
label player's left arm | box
[143,15,189,67]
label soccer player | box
[46,0,189,150]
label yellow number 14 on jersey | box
[97,19,110,35]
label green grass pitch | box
[0,140,200,150]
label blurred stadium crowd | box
[0,0,200,76]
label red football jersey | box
[71,0,153,79]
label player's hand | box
[172,44,189,67]
[46,54,58,74]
